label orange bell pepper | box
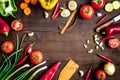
[39,0,58,10]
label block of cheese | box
[58,59,79,80]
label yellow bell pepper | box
[39,0,58,10]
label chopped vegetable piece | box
[105,3,113,12]
[58,59,79,80]
[24,0,30,4]
[20,2,28,10]
[68,0,77,11]
[60,9,71,18]
[112,0,120,10]
[23,7,31,16]
[31,0,38,5]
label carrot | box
[31,0,38,5]
[60,9,77,34]
[24,7,31,16]
[20,2,28,10]
[24,0,30,4]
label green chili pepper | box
[0,0,17,17]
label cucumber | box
[112,0,120,10]
[105,3,114,12]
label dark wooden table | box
[0,0,120,80]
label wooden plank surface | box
[0,0,120,80]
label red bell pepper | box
[100,24,120,41]
[40,62,61,80]
[0,17,10,36]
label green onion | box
[27,66,47,80]
[5,64,30,80]
[14,61,47,80]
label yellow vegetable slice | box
[58,59,79,80]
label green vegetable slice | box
[105,3,114,12]
[112,0,120,10]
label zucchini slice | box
[112,0,120,10]
[105,3,114,12]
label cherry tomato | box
[11,20,23,31]
[91,0,105,9]
[80,5,94,19]
[95,69,106,80]
[108,38,120,48]
[30,50,44,64]
[1,41,14,54]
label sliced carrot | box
[24,7,31,16]
[31,0,37,5]
[24,0,30,4]
[20,2,28,10]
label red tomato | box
[1,41,14,54]
[108,38,120,48]
[30,50,44,64]
[11,20,23,31]
[91,0,105,9]
[80,5,94,19]
[95,69,106,80]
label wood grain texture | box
[0,0,120,80]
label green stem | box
[0,48,23,71]
[15,61,46,80]
[27,66,47,80]
[5,64,30,80]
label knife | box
[96,14,120,32]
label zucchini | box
[112,0,120,10]
[105,3,114,12]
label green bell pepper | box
[0,0,17,18]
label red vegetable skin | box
[51,1,59,18]
[108,38,120,48]
[16,56,27,66]
[52,10,61,21]
[80,5,94,19]
[30,50,44,64]
[16,42,36,66]
[91,0,105,9]
[11,19,23,31]
[97,14,108,24]
[95,69,106,80]
[85,65,92,80]
[24,42,36,56]
[97,53,112,62]
[0,17,10,36]
[100,24,120,41]
[40,62,61,80]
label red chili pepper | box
[51,2,59,18]
[97,14,108,25]
[100,24,120,41]
[16,42,36,66]
[16,56,27,66]
[85,65,92,80]
[24,42,36,56]
[39,62,61,80]
[52,10,61,21]
[97,53,112,62]
[0,17,10,36]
